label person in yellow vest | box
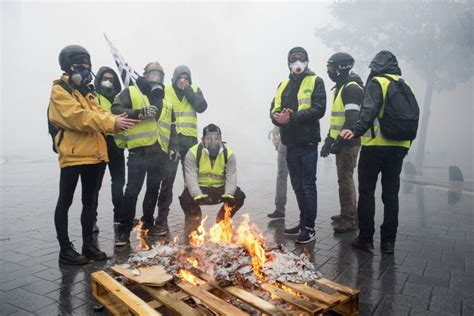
[179,124,246,238]
[320,52,363,233]
[111,62,178,247]
[92,66,125,231]
[340,51,413,254]
[48,45,138,265]
[270,47,326,244]
[155,65,208,236]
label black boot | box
[115,226,131,247]
[82,240,107,261]
[381,241,395,254]
[151,217,169,236]
[351,236,374,252]
[59,243,89,265]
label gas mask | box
[70,65,93,87]
[203,132,222,160]
[290,61,308,75]
[145,69,164,92]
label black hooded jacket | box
[270,68,326,145]
[170,65,207,113]
[352,51,402,138]
[94,66,122,103]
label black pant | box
[120,149,167,233]
[179,186,246,231]
[54,163,103,249]
[93,136,125,223]
[156,135,197,224]
[357,146,407,243]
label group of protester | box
[48,44,417,265]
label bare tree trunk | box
[414,80,435,175]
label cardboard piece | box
[111,265,173,287]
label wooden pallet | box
[92,267,359,316]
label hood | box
[172,65,192,85]
[348,71,364,87]
[94,66,122,96]
[289,67,315,81]
[368,50,401,76]
[288,46,308,64]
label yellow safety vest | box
[361,74,411,148]
[272,75,317,113]
[329,81,363,139]
[190,144,233,188]
[117,86,172,152]
[95,93,126,148]
[165,85,199,137]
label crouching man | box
[179,124,246,237]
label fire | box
[173,235,179,244]
[177,269,205,285]
[187,257,198,268]
[189,216,208,246]
[134,220,150,250]
[209,204,233,243]
[236,214,267,280]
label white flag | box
[104,34,140,87]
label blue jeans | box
[286,144,318,229]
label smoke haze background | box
[1,0,473,179]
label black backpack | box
[377,75,419,141]
[47,81,76,153]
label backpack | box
[47,81,76,153]
[196,143,228,170]
[378,75,419,141]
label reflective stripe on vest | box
[190,143,234,188]
[329,81,363,139]
[361,74,411,148]
[272,75,317,113]
[165,84,199,137]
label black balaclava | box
[202,124,222,160]
[326,52,355,84]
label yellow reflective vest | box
[118,86,173,152]
[272,75,317,113]
[164,85,199,137]
[95,93,126,149]
[190,144,233,188]
[329,81,363,139]
[361,74,411,148]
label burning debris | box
[127,206,321,288]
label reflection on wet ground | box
[1,160,473,315]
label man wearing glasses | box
[270,47,326,243]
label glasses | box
[289,53,307,63]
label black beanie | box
[203,124,222,137]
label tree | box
[318,0,473,174]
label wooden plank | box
[176,281,249,316]
[315,278,359,296]
[111,265,173,286]
[259,283,323,315]
[92,271,161,315]
[142,285,201,316]
[191,268,285,315]
[283,282,344,307]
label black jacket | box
[352,51,402,138]
[270,69,326,145]
[94,66,122,103]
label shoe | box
[267,210,285,219]
[331,215,344,222]
[82,241,107,261]
[150,222,168,236]
[284,225,301,236]
[381,241,395,254]
[132,218,140,225]
[296,227,316,244]
[59,243,89,265]
[333,219,356,233]
[351,237,374,252]
[92,222,99,234]
[115,231,130,247]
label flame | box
[177,269,205,285]
[189,216,208,246]
[187,257,198,268]
[236,214,267,280]
[209,204,233,243]
[173,235,179,244]
[133,220,150,250]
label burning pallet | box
[91,266,359,315]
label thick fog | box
[1,0,473,178]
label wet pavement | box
[1,158,473,315]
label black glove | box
[194,194,209,205]
[320,136,335,158]
[330,136,343,155]
[221,194,236,207]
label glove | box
[193,194,209,205]
[169,149,180,162]
[139,105,159,120]
[330,136,343,155]
[320,136,335,158]
[221,194,235,207]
